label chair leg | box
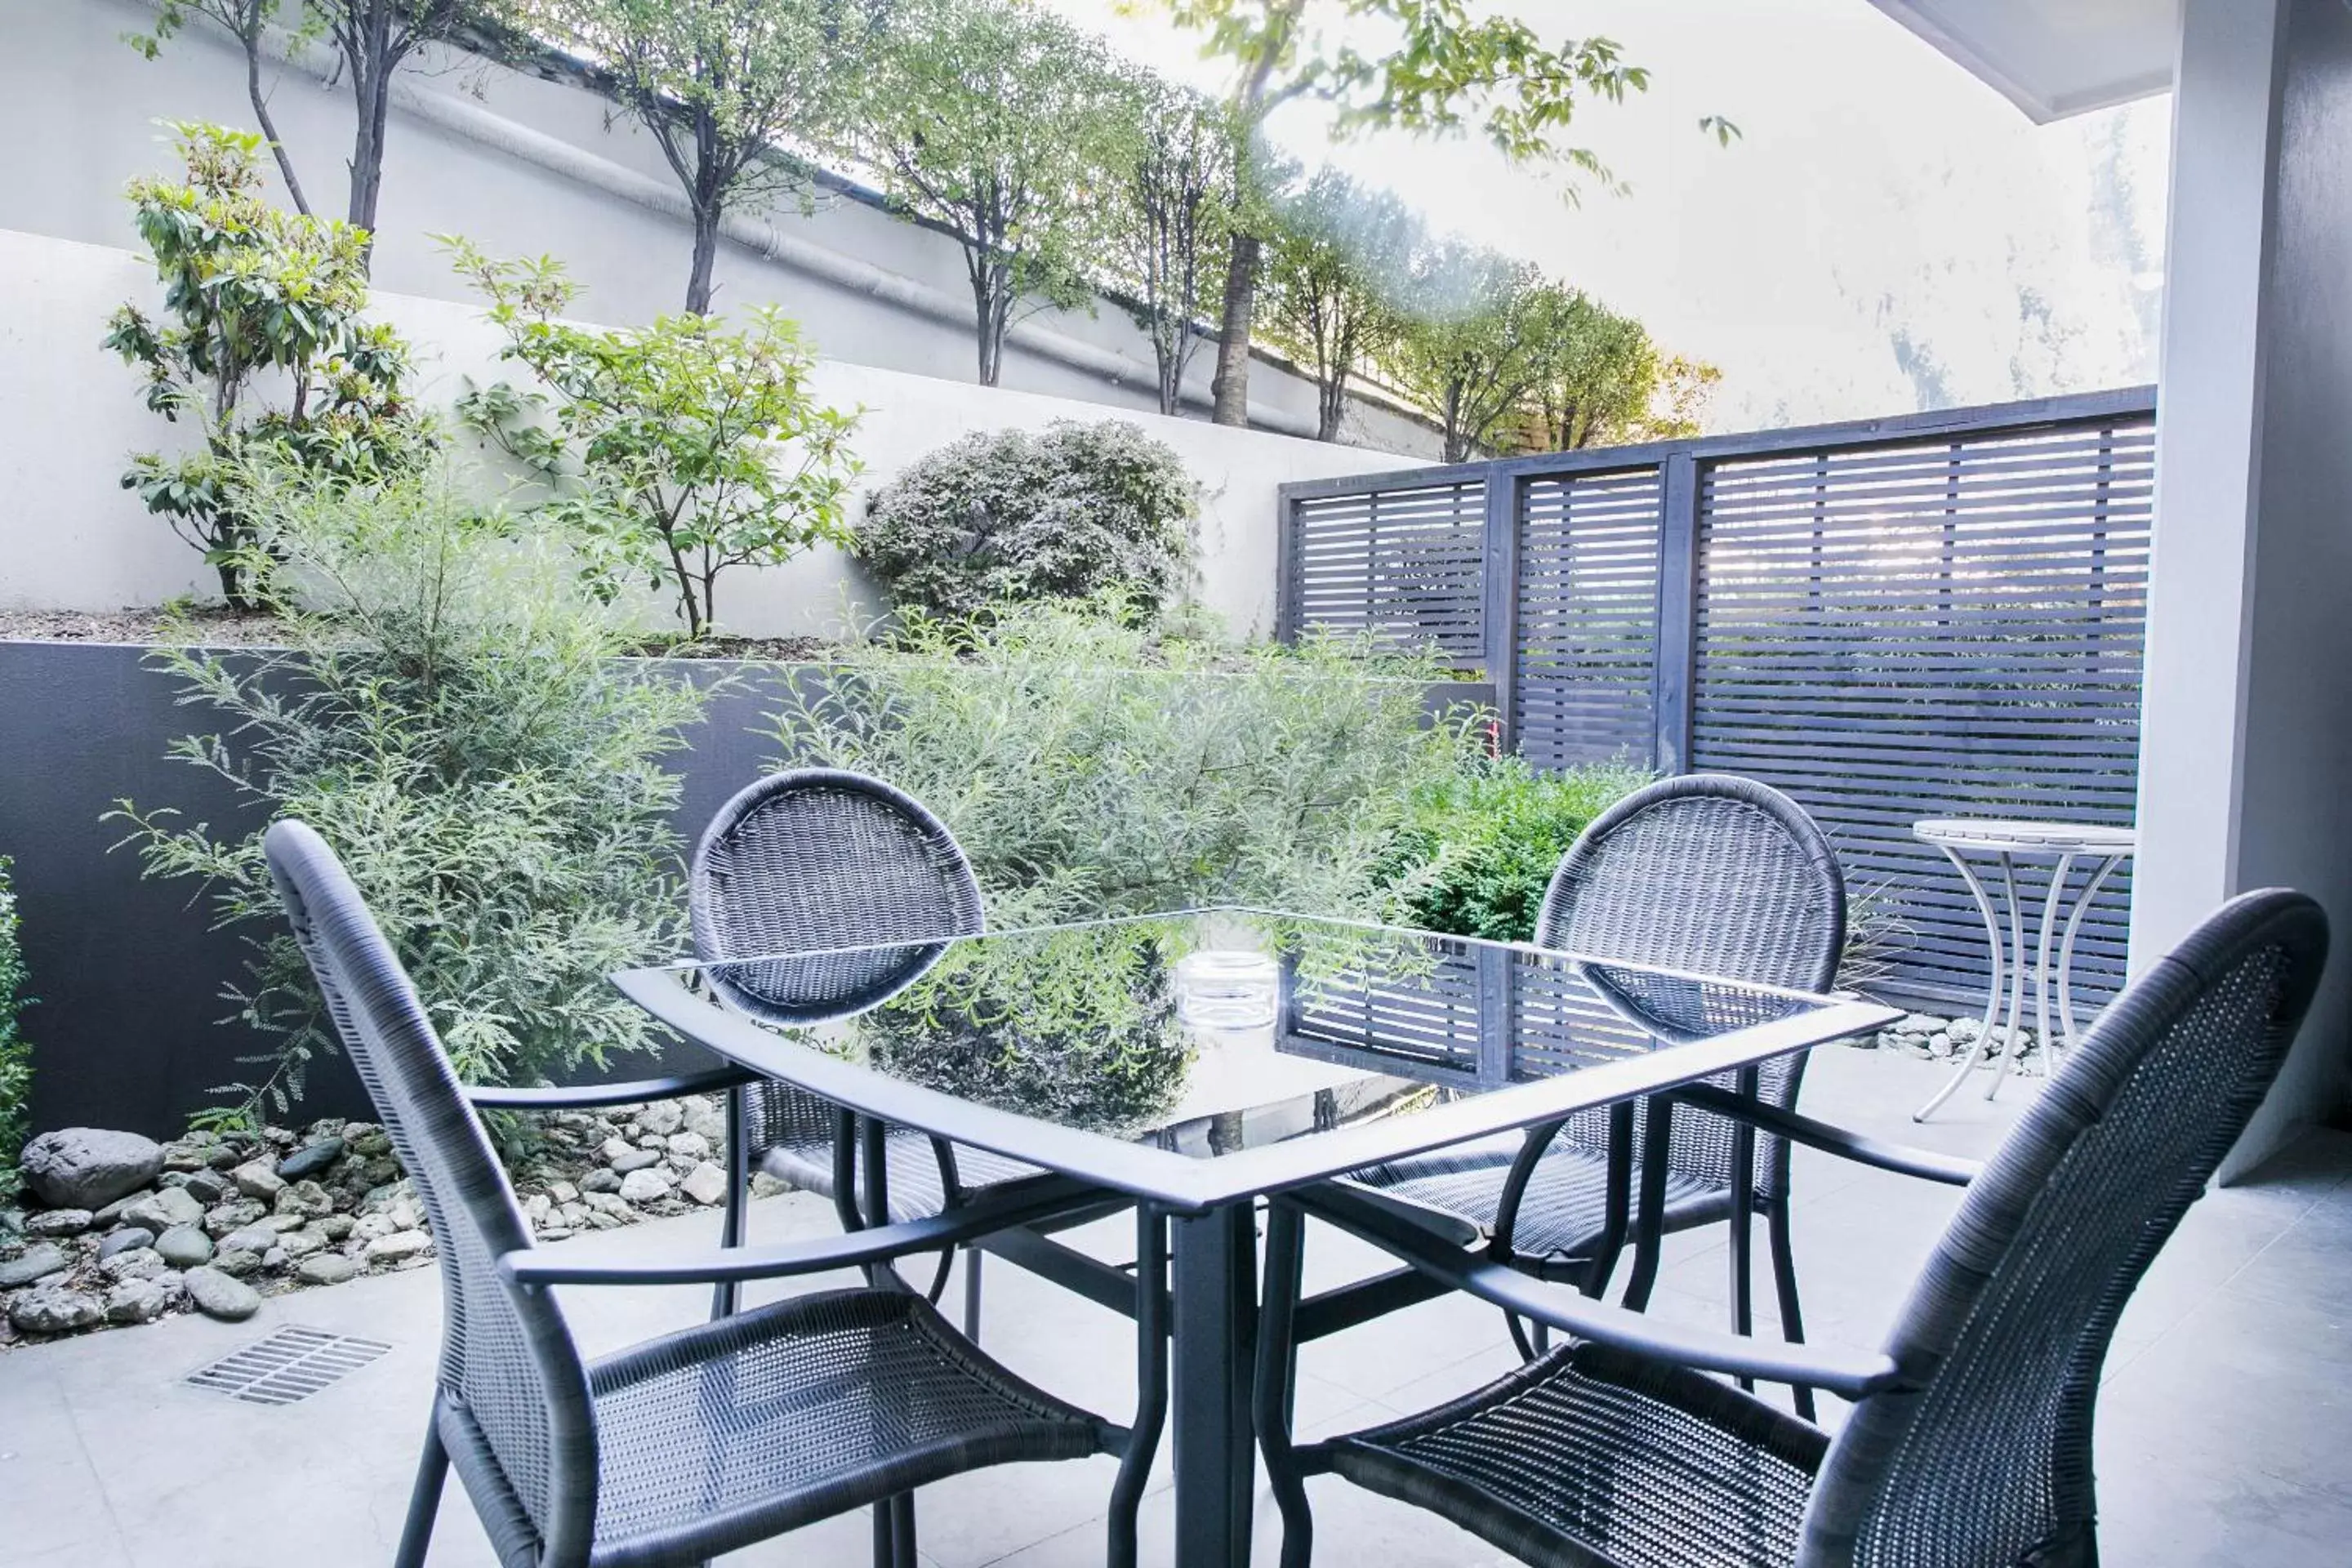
[890,1494,917,1568]
[1618,1098,1675,1312]
[1767,1199,1817,1422]
[1728,1191,1757,1392]
[394,1408,449,1568]
[1256,1203,1315,1568]
[711,1083,751,1321]
[1110,1208,1169,1568]
[962,1245,984,1341]
[871,1499,893,1568]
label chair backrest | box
[691,768,984,1151]
[265,819,597,1567]
[1538,773,1847,1200]
[1802,888,2328,1568]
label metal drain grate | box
[185,1327,392,1406]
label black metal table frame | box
[613,949,1892,1568]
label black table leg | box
[1173,1201,1258,1568]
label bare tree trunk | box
[345,2,395,246]
[974,269,1007,386]
[1316,370,1346,442]
[243,27,310,216]
[1210,234,1260,427]
[686,204,720,315]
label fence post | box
[1480,470,1521,754]
[1651,452,1700,775]
[1273,487,1302,645]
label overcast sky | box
[1041,0,2172,432]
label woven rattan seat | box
[1260,888,2330,1568]
[586,1289,1107,1565]
[261,819,1149,1568]
[1327,1339,1826,1568]
[1342,775,1846,1405]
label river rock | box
[179,1169,234,1206]
[154,1224,215,1269]
[580,1169,622,1195]
[679,1162,728,1207]
[105,1277,171,1325]
[610,1148,662,1175]
[617,1169,672,1205]
[274,1180,333,1220]
[20,1129,166,1210]
[637,1101,685,1138]
[122,1186,205,1236]
[296,1254,359,1286]
[229,1160,286,1201]
[364,1230,433,1263]
[276,1138,345,1181]
[210,1247,263,1279]
[0,1243,70,1289]
[99,1246,168,1283]
[25,1208,94,1238]
[97,1227,155,1260]
[666,1131,712,1162]
[182,1266,262,1322]
[9,1281,105,1334]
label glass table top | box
[613,909,1895,1209]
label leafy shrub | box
[856,422,1200,621]
[448,240,862,640]
[105,122,432,608]
[1376,755,1650,942]
[0,859,31,1200]
[112,469,710,1125]
[770,599,1479,926]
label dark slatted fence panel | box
[1513,468,1665,768]
[1688,416,2154,1010]
[1287,479,1486,657]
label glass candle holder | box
[1174,949,1281,1031]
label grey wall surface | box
[0,0,1437,456]
[2,640,791,1137]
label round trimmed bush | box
[856,420,1199,619]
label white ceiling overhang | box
[1866,0,2180,120]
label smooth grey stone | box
[209,1248,263,1280]
[8,1282,105,1334]
[580,1169,622,1195]
[181,1266,261,1322]
[294,1254,359,1286]
[0,1243,70,1289]
[121,1187,204,1236]
[97,1227,155,1260]
[98,1247,167,1283]
[275,1138,345,1182]
[153,1225,214,1269]
[105,1277,170,1325]
[179,1169,234,1206]
[220,1224,279,1257]
[229,1161,285,1200]
[25,1209,93,1238]
[609,1148,662,1174]
[20,1129,166,1210]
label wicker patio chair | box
[1341,773,1846,1411]
[1256,887,2328,1568]
[263,818,1166,1568]
[688,768,1047,1330]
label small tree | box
[523,0,886,315]
[1388,243,1559,462]
[448,243,862,639]
[842,0,1134,385]
[1110,76,1237,416]
[1260,167,1418,442]
[1517,299,1720,452]
[105,122,430,608]
[132,0,497,243]
[1141,0,1723,426]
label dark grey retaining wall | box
[1,640,1492,1138]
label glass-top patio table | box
[613,908,1895,1567]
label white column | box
[2136,0,2352,1179]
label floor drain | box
[185,1326,392,1406]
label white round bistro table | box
[1910,818,2138,1123]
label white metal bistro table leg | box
[1914,845,2011,1122]
[1983,853,2033,1102]
[2007,852,2076,1094]
[2052,853,2127,1064]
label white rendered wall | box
[2134,0,2352,1178]
[0,0,1438,457]
[0,229,1424,640]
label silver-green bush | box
[0,858,31,1199]
[113,471,710,1125]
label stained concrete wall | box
[0,227,1428,639]
[0,0,1439,454]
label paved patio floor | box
[2,1047,2348,1567]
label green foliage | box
[1107,76,1242,416]
[770,599,1482,929]
[1260,167,1419,441]
[448,242,863,639]
[110,469,710,1124]
[0,859,32,1201]
[841,0,1136,385]
[1375,755,1650,942]
[857,421,1200,621]
[1387,241,1568,462]
[105,122,432,608]
[519,0,887,313]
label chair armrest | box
[1284,1183,1910,1400]
[465,1065,762,1111]
[1672,1084,1981,1187]
[498,1171,1113,1289]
